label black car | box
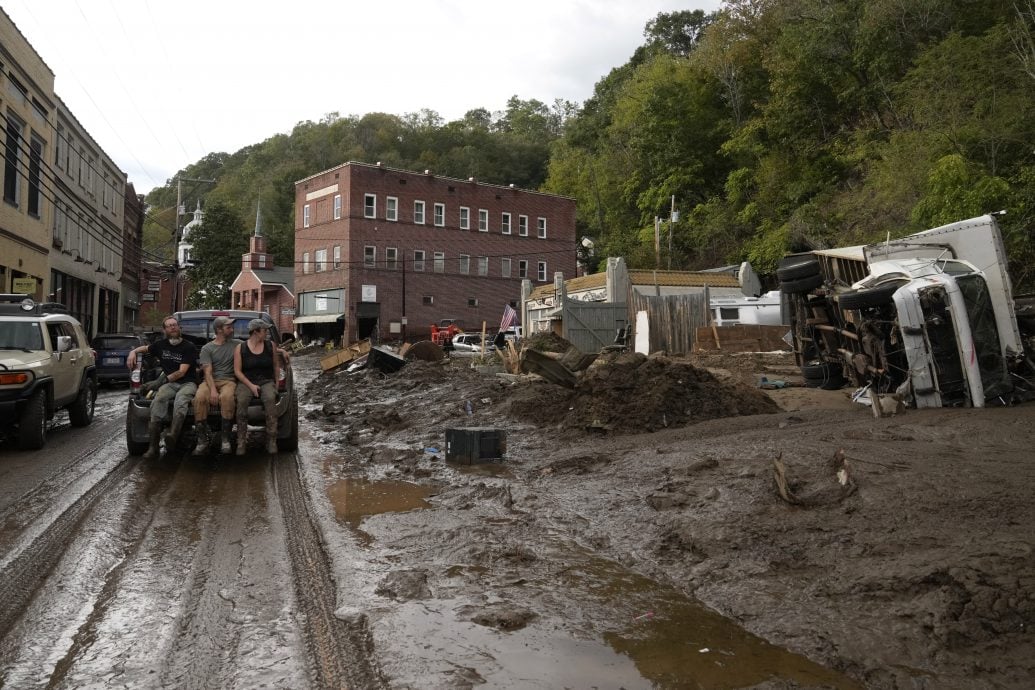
[92,333,147,385]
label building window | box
[364,194,376,218]
[538,217,547,238]
[478,209,488,232]
[518,215,529,236]
[538,261,547,281]
[333,245,341,268]
[422,295,434,306]
[55,126,67,172]
[386,247,398,270]
[364,245,376,267]
[434,252,445,273]
[501,212,511,235]
[4,117,23,205]
[468,298,479,307]
[434,203,445,226]
[501,258,512,278]
[459,206,470,230]
[303,204,310,228]
[459,254,470,275]
[477,256,488,276]
[518,260,528,278]
[303,252,311,274]
[28,136,43,217]
[258,254,267,268]
[315,249,328,272]
[333,194,342,220]
[386,196,398,221]
[413,250,425,272]
[414,200,425,224]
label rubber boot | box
[165,412,187,451]
[220,418,233,454]
[235,417,248,456]
[143,420,163,459]
[191,423,210,456]
[265,411,278,454]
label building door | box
[356,302,380,342]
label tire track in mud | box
[273,452,387,690]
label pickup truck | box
[125,310,299,455]
[779,214,1035,408]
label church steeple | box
[244,199,270,270]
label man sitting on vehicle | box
[126,316,199,459]
[192,316,239,455]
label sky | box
[3,0,722,195]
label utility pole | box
[668,195,678,271]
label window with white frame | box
[518,260,528,278]
[315,248,328,272]
[518,215,528,236]
[538,217,547,238]
[478,209,488,232]
[303,252,311,274]
[333,194,342,220]
[501,258,512,278]
[414,200,426,224]
[459,254,470,275]
[303,204,310,228]
[55,126,67,172]
[434,203,445,226]
[501,212,512,235]
[364,194,376,218]
[468,298,479,307]
[459,206,470,230]
[477,256,488,276]
[258,254,266,268]
[538,261,547,281]
[333,245,341,268]
[422,295,434,305]
[364,245,376,267]
[386,196,398,221]
[413,250,425,271]
[386,247,398,270]
[434,252,445,273]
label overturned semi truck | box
[778,213,1035,408]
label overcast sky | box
[4,1,722,195]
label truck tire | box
[277,399,299,452]
[68,378,97,427]
[125,413,149,455]
[780,273,823,294]
[18,389,47,450]
[802,362,846,390]
[777,256,820,281]
[839,281,906,310]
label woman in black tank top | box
[234,319,282,455]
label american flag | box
[500,303,518,331]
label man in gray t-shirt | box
[192,316,240,455]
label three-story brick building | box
[293,162,575,344]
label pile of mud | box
[506,352,780,433]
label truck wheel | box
[777,256,820,281]
[277,399,299,452]
[18,389,47,450]
[125,413,149,455]
[69,378,97,427]
[802,361,846,390]
[838,281,906,310]
[780,273,823,294]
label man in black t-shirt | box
[127,316,198,458]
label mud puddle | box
[327,477,435,545]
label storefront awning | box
[292,313,343,324]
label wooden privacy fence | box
[630,291,710,355]
[561,301,628,353]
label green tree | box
[184,201,248,309]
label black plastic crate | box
[445,428,506,464]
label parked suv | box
[92,333,148,385]
[124,310,298,455]
[0,294,97,449]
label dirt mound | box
[522,331,572,353]
[506,353,780,434]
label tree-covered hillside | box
[148,0,1035,302]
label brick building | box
[293,162,576,344]
[230,213,295,336]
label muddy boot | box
[191,423,210,456]
[143,420,163,459]
[235,417,248,456]
[164,412,187,452]
[265,411,278,454]
[220,418,233,454]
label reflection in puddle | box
[327,478,433,545]
[564,558,862,689]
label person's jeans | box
[150,381,198,422]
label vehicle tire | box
[125,414,149,456]
[802,361,846,390]
[18,389,47,450]
[838,281,906,311]
[777,256,820,281]
[68,377,97,427]
[277,399,299,452]
[780,273,823,294]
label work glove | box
[140,373,167,395]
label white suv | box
[0,295,97,449]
